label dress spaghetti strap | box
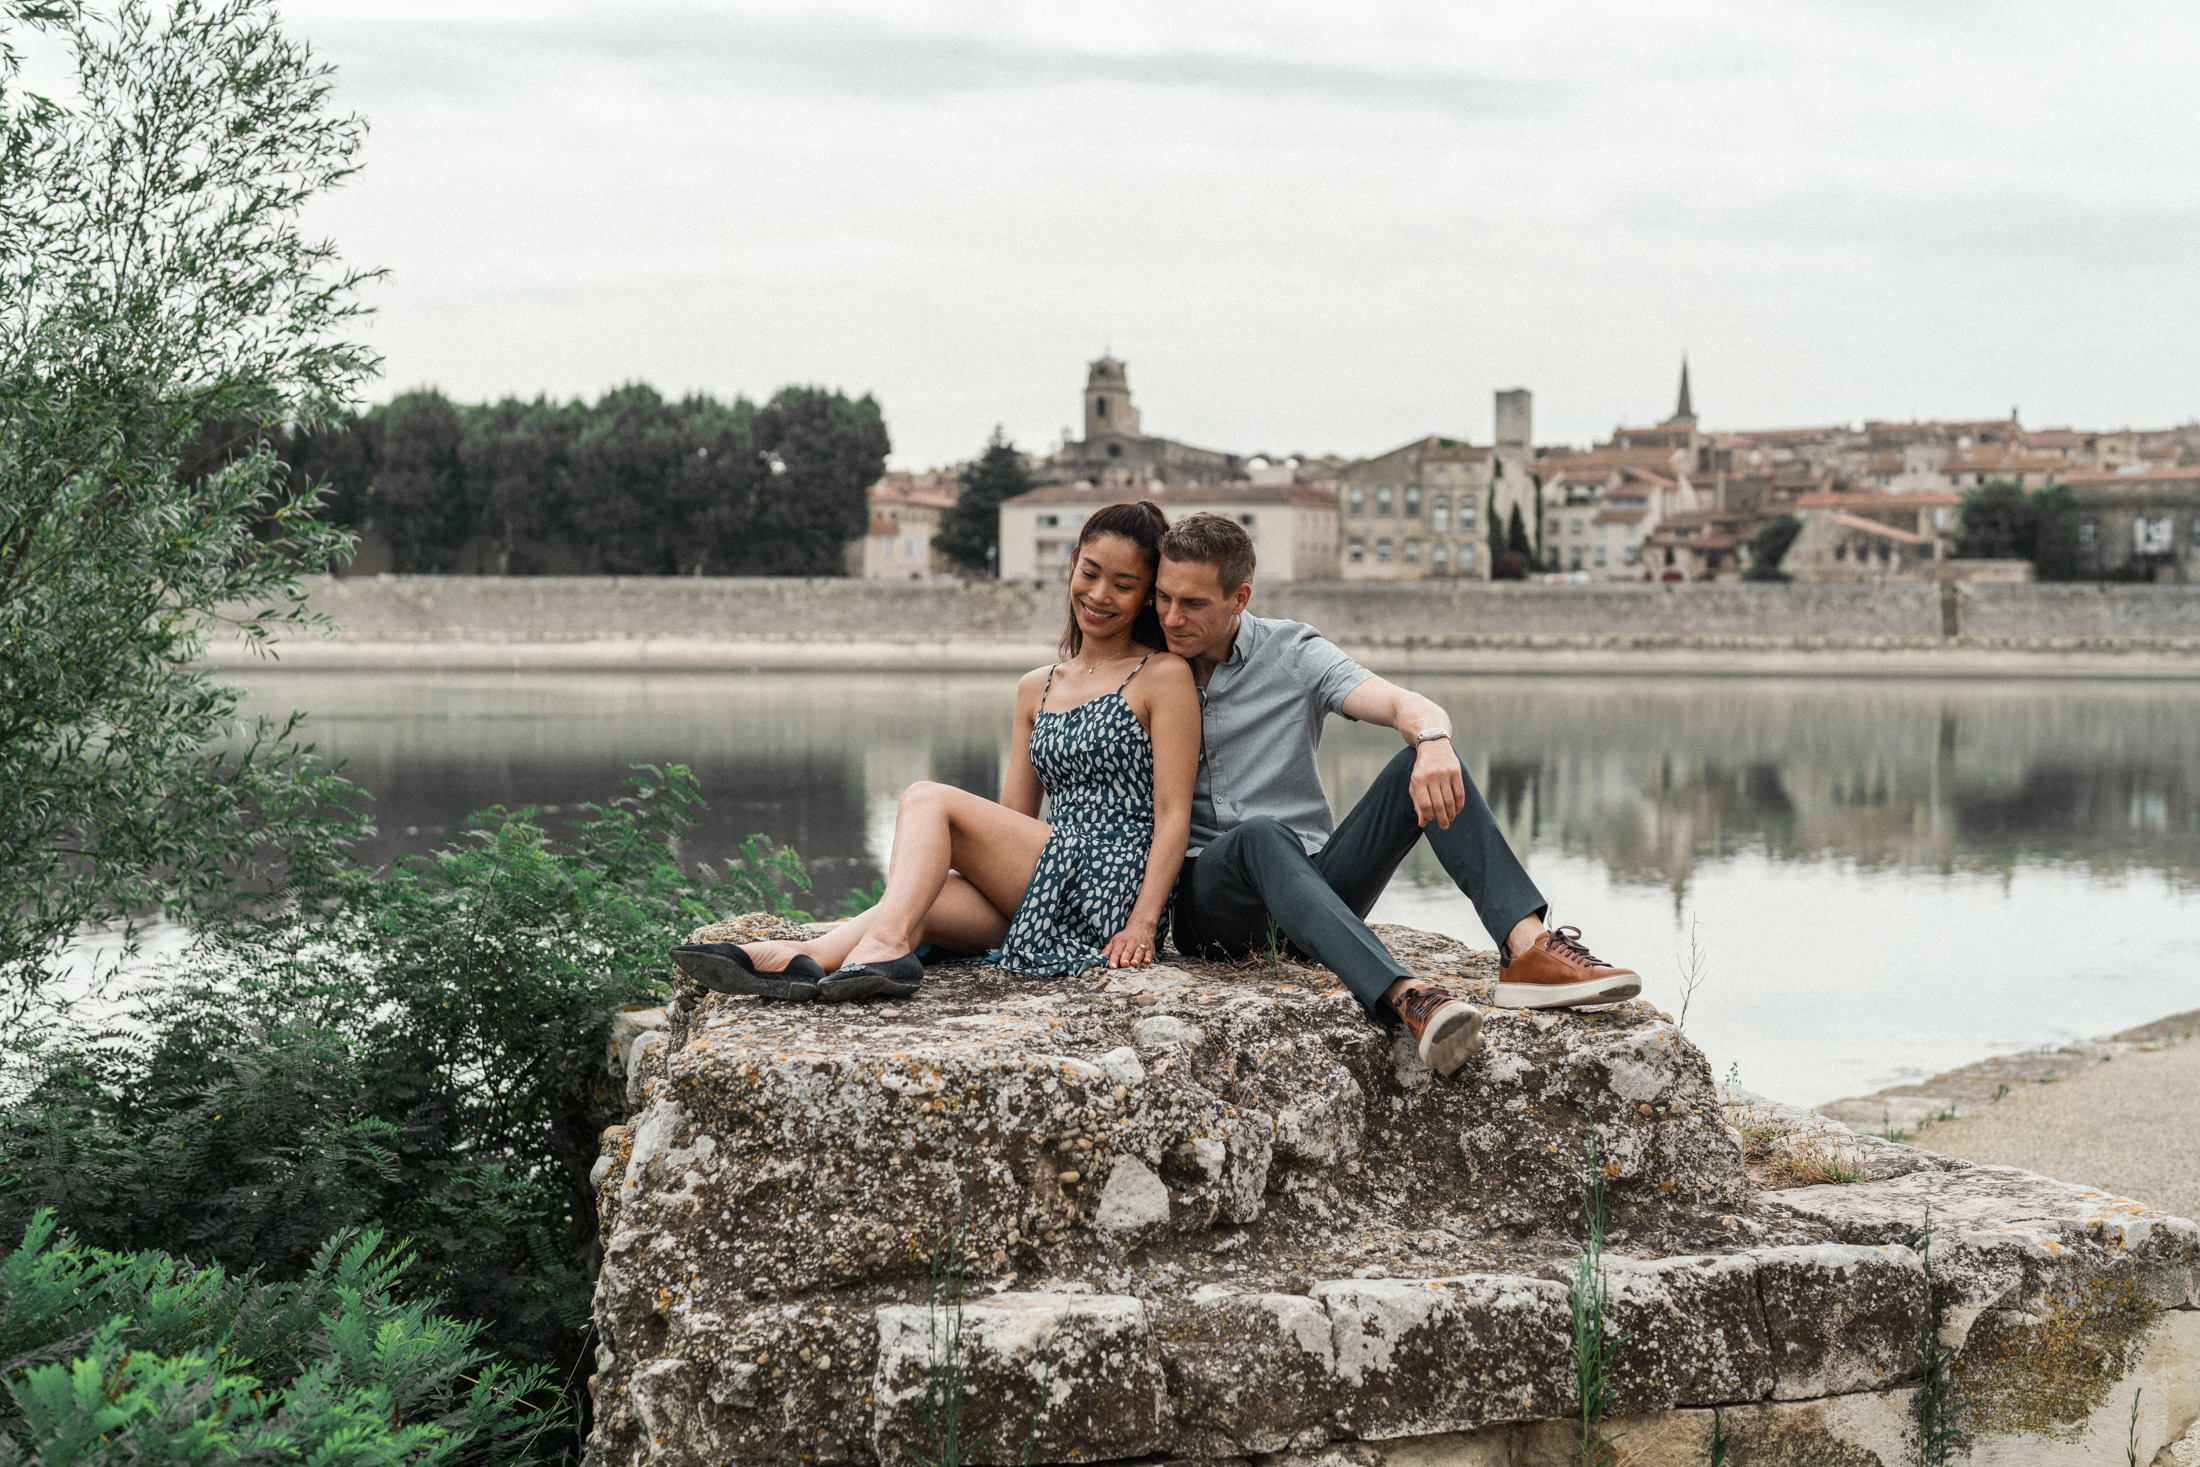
[1114,653,1154,694]
[1037,663,1059,714]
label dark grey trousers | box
[1171,746,1547,1020]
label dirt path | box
[1815,1009,2200,1222]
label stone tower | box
[1084,355,1140,440]
[1494,388,1532,470]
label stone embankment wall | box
[209,574,2200,676]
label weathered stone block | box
[1160,1290,1344,1456]
[871,1293,1170,1466]
[584,918,2200,1467]
[1315,1275,1575,1438]
[1604,1252,1773,1412]
[1753,1243,1924,1398]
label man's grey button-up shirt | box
[1188,612,1375,858]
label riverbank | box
[1817,1008,2200,1221]
[206,575,2200,677]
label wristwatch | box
[1416,727,1451,745]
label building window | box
[1569,547,1584,570]
[1377,487,1394,517]
[1348,538,1364,562]
[1595,522,1607,538]
[1548,517,1561,538]
[1431,497,1449,533]
[1835,542,1848,560]
[1432,542,1449,569]
[1349,486,1365,516]
[2136,516,2174,555]
[1107,443,1122,458]
[1594,545,1607,568]
[1038,514,1059,528]
[1570,519,1585,536]
[1096,398,1108,419]
[1404,486,1421,518]
[2080,520,2099,553]
[1458,544,1476,570]
[1623,546,1639,566]
[1459,502,1476,532]
[1376,538,1393,562]
[1239,513,1257,527]
[1404,538,1421,563]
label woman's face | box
[1068,531,1154,646]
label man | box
[1153,513,1639,1078]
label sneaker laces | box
[1398,984,1455,1025]
[1547,926,1608,967]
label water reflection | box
[231,669,2200,1102]
[1322,680,2200,902]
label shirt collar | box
[1222,614,1254,667]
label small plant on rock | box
[919,1165,1061,1467]
[1914,1204,1967,1465]
[1674,915,1709,1032]
[1768,1139,1867,1188]
[1567,1127,1627,1467]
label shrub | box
[0,766,799,1452]
[0,1210,558,1466]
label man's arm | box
[1339,674,1466,829]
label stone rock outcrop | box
[587,919,2200,1466]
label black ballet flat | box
[669,942,825,1001]
[817,952,925,1003]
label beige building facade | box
[2063,468,2200,582]
[997,481,1339,583]
[1336,403,1538,581]
[855,471,959,579]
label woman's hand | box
[1102,917,1160,969]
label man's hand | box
[1411,737,1467,829]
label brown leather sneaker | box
[1392,983,1484,1077]
[1495,926,1641,1009]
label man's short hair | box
[1159,512,1257,594]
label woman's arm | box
[1101,657,1200,969]
[1000,666,1049,819]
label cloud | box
[286,0,2200,462]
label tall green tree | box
[370,389,469,571]
[1743,513,1803,581]
[744,386,889,575]
[1955,479,2081,580]
[936,427,1029,576]
[0,0,374,1017]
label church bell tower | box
[1084,355,1140,441]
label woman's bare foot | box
[842,935,914,967]
[741,939,822,973]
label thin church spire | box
[1675,356,1694,423]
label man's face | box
[1155,557,1251,662]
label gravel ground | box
[1815,1008,2200,1223]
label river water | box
[232,669,2200,1107]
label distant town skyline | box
[284,0,2200,469]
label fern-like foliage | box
[0,1211,556,1465]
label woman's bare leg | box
[844,782,1050,965]
[743,871,1012,972]
[735,782,1043,971]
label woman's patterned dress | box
[988,656,1163,978]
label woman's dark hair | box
[1058,500,1170,659]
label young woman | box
[671,500,1201,1001]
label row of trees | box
[191,382,892,576]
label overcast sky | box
[282,0,2200,468]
